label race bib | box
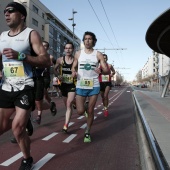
[3,62,25,78]
[101,75,109,82]
[80,78,93,89]
[63,74,73,84]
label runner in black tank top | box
[54,42,76,133]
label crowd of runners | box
[0,2,115,170]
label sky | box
[40,0,170,82]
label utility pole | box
[68,9,77,43]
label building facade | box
[0,0,81,59]
[142,51,170,85]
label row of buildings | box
[0,0,81,59]
[137,51,170,86]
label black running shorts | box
[43,77,51,90]
[59,83,76,97]
[34,77,44,101]
[100,82,112,92]
[0,88,35,110]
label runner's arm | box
[71,51,79,78]
[54,57,63,78]
[25,30,50,67]
[97,52,109,75]
[110,64,115,77]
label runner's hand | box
[3,48,18,60]
[72,71,77,78]
[94,68,101,74]
[58,75,63,81]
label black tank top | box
[61,56,74,84]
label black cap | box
[6,2,27,18]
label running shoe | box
[104,110,109,117]
[19,157,33,170]
[72,104,76,109]
[62,128,68,133]
[10,137,17,144]
[84,101,89,112]
[33,116,41,125]
[84,111,88,118]
[84,133,91,143]
[26,118,33,136]
[50,101,57,116]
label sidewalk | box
[133,89,170,168]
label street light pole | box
[68,9,77,43]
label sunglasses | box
[4,8,17,14]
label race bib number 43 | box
[80,78,93,89]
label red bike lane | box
[0,87,141,170]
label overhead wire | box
[100,0,120,50]
[100,0,124,65]
[87,0,115,49]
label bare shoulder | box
[108,63,112,68]
[57,56,63,65]
[30,30,41,42]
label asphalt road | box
[0,86,141,170]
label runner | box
[71,31,109,142]
[33,41,57,125]
[0,2,50,170]
[54,42,76,133]
[99,54,115,117]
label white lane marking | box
[98,105,101,107]
[94,108,97,110]
[127,91,130,92]
[63,134,77,143]
[32,153,55,170]
[94,116,97,120]
[77,116,84,119]
[0,152,23,166]
[68,122,74,127]
[42,132,58,141]
[80,123,87,129]
[97,111,102,115]
[112,89,125,102]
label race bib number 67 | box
[3,62,25,78]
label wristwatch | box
[18,52,27,61]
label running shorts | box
[76,87,100,97]
[43,77,51,90]
[0,87,35,110]
[59,83,76,97]
[100,82,112,92]
[34,77,44,101]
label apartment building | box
[142,51,170,81]
[0,0,81,59]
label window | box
[32,18,38,27]
[42,25,44,30]
[33,5,38,14]
[49,25,53,34]
[42,13,45,18]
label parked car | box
[141,84,147,88]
